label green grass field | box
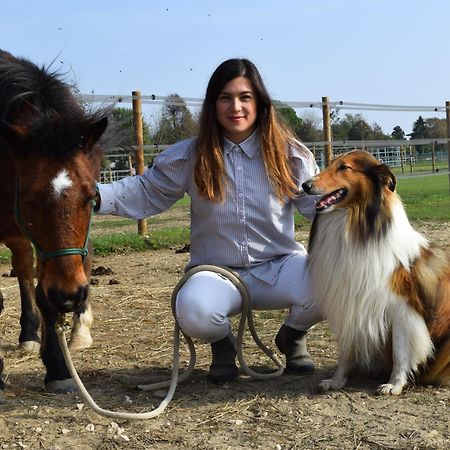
[396,173,450,220]
[93,174,450,253]
[391,160,448,176]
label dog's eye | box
[337,163,350,171]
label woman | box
[96,58,322,383]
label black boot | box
[275,324,315,374]
[208,334,239,383]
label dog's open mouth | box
[316,188,347,212]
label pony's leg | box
[0,350,4,396]
[35,284,76,393]
[69,301,93,350]
[69,248,93,350]
[0,290,5,395]
[6,238,40,352]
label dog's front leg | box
[378,321,410,395]
[378,302,432,395]
[320,352,351,391]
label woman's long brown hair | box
[195,58,304,202]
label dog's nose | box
[302,180,313,193]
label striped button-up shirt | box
[97,131,319,284]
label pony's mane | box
[0,49,109,157]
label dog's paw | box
[378,383,404,395]
[319,378,346,392]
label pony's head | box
[0,114,107,313]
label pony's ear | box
[0,121,27,148]
[377,163,397,192]
[84,117,108,148]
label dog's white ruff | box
[309,197,434,394]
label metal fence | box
[100,140,449,183]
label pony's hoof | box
[19,341,41,353]
[69,334,93,351]
[46,378,78,394]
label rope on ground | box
[56,264,285,420]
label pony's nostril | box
[62,299,76,311]
[77,285,89,305]
[47,285,89,313]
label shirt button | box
[242,241,247,246]
[237,166,242,171]
[238,193,243,198]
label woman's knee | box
[174,270,242,341]
[175,292,224,341]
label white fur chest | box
[308,206,427,366]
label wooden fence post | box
[446,101,450,195]
[399,146,404,174]
[132,90,148,236]
[128,154,134,175]
[431,141,436,173]
[409,145,414,174]
[322,96,333,167]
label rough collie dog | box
[302,150,450,395]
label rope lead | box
[56,265,285,420]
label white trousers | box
[175,254,323,343]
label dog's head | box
[302,150,396,214]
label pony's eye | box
[338,163,350,171]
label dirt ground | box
[0,215,449,450]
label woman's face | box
[215,76,257,143]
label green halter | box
[14,175,95,262]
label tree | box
[296,112,322,142]
[391,126,406,140]
[153,94,197,144]
[274,103,322,142]
[409,116,447,153]
[410,116,426,140]
[274,101,302,134]
[332,113,390,141]
[347,118,372,140]
[111,107,152,145]
[423,117,447,138]
[106,107,152,170]
[331,113,360,140]
[371,122,390,140]
[410,116,447,139]
[410,116,428,153]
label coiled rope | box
[56,265,285,420]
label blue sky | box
[2,0,450,135]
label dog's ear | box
[377,164,396,192]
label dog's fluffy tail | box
[420,336,450,385]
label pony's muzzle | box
[47,285,89,314]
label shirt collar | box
[223,130,259,158]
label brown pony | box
[0,49,107,393]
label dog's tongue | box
[316,189,346,212]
